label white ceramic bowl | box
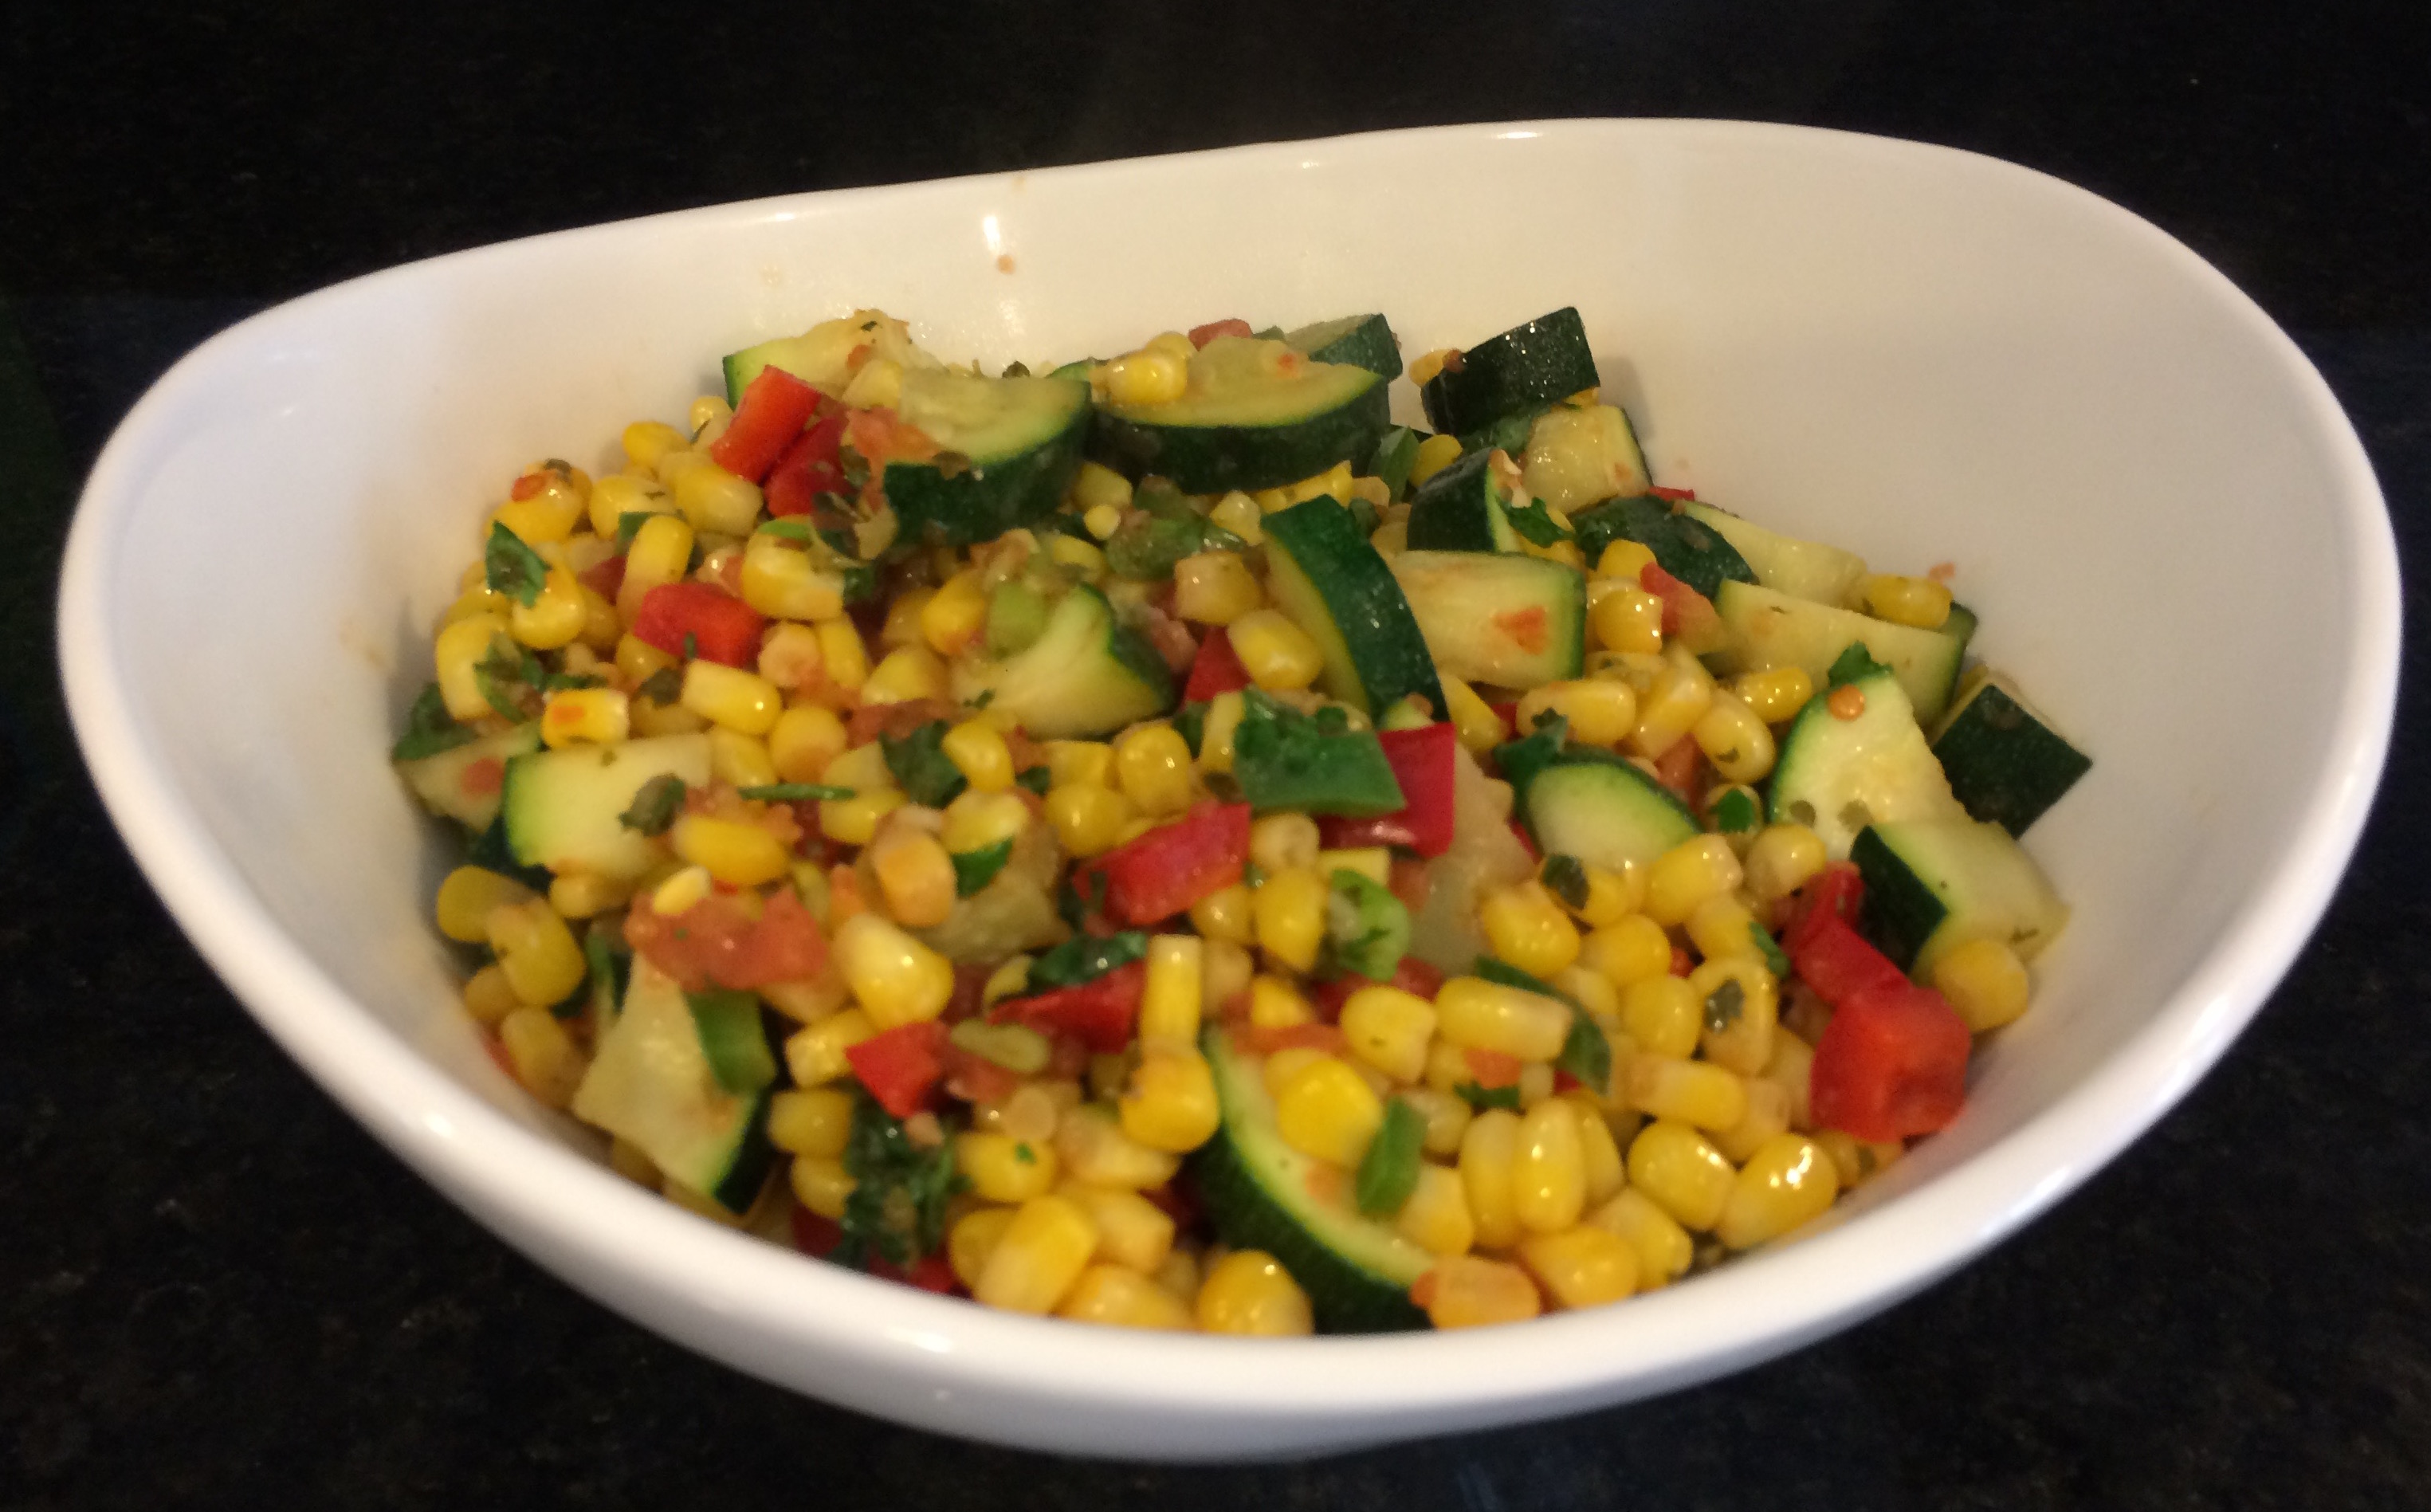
[58,120,2397,1459]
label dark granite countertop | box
[4,5,2425,1507]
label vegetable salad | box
[393,305,2087,1333]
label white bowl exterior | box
[59,120,2397,1459]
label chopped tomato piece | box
[991,961,1146,1054]
[629,581,766,667]
[1654,734,1702,803]
[1463,1047,1523,1088]
[710,364,822,483]
[764,408,849,518]
[623,886,828,992]
[845,407,939,467]
[846,1019,949,1118]
[941,1044,1023,1106]
[1785,908,1912,1011]
[1781,862,1866,956]
[1188,318,1254,347]
[577,552,626,600]
[1181,627,1251,702]
[1083,803,1251,925]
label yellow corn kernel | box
[622,419,687,473]
[767,705,850,783]
[669,814,790,890]
[461,963,520,1025]
[1692,693,1777,784]
[630,695,708,738]
[505,565,587,651]
[1274,1055,1385,1168]
[1691,955,1779,1075]
[756,621,823,693]
[787,1153,854,1219]
[434,866,536,944]
[1518,1224,1639,1310]
[1746,826,1827,903]
[1421,1035,1475,1094]
[701,729,776,791]
[939,789,1030,858]
[1815,1129,1906,1189]
[1393,1086,1468,1158]
[1078,501,1123,541]
[1058,1180,1176,1276]
[1555,969,1621,1030]
[497,1006,586,1108]
[1627,1119,1737,1231]
[1172,551,1263,626]
[1137,936,1206,1045]
[1035,740,1107,791]
[1458,1108,1523,1250]
[819,787,906,846]
[1565,1093,1627,1205]
[1516,679,1639,748]
[766,1086,857,1159]
[1585,1187,1695,1290]
[1420,1255,1542,1329]
[1339,985,1437,1084]
[1109,725,1193,817]
[1555,860,1641,929]
[1931,937,2032,1032]
[1120,1050,1221,1153]
[1479,881,1582,978]
[1066,459,1133,516]
[1864,572,1954,630]
[1047,534,1106,578]
[736,532,845,623]
[972,1195,1099,1314]
[1711,1074,1793,1165]
[1392,1161,1476,1256]
[1513,1098,1587,1235]
[1761,1027,1816,1132]
[1685,893,1765,965]
[784,1008,878,1086]
[667,455,761,536]
[911,569,984,658]
[1201,939,1253,1015]
[869,828,957,929]
[649,864,713,917]
[493,482,586,548]
[1591,539,1657,581]
[586,471,670,539]
[442,579,509,627]
[1104,348,1187,407]
[548,873,633,921]
[615,630,677,684]
[956,1131,1060,1204]
[819,737,894,794]
[1054,1263,1194,1329]
[485,899,586,1007]
[1262,1046,1329,1100]
[617,515,697,619]
[838,353,902,409]
[675,661,780,737]
[1629,646,1717,758]
[1730,666,1815,724]
[433,614,510,722]
[1248,812,1320,874]
[921,721,1009,796]
[859,645,948,706]
[1435,976,1573,1062]
[1440,673,1510,754]
[1644,835,1745,926]
[1200,490,1260,546]
[1188,883,1255,947]
[1620,975,1702,1058]
[1195,1250,1314,1335]
[576,586,623,652]
[1590,584,1667,656]
[1318,846,1391,887]
[948,1206,1018,1291]
[1248,974,1316,1030]
[532,686,626,750]
[1053,1104,1182,1190]
[813,618,870,695]
[1227,608,1325,692]
[1043,781,1134,859]
[1251,866,1329,974]
[1626,1054,1749,1130]
[1408,432,1465,487]
[832,913,954,1029]
[1717,1133,1841,1250]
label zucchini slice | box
[1709,580,1971,725]
[1090,336,1390,494]
[1516,756,1700,872]
[1420,308,1600,436]
[882,369,1091,547]
[1284,313,1402,380]
[1405,447,1522,553]
[501,732,713,882]
[949,584,1174,739]
[1769,665,1965,859]
[1929,670,2092,835]
[722,308,937,405]
[1388,550,1586,691]
[1851,818,2071,977]
[1519,404,1651,513]
[1189,1026,1432,1333]
[397,722,541,832]
[1679,502,1868,607]
[571,957,775,1214]
[1569,496,1757,599]
[1262,498,1446,720]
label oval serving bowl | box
[57,120,2397,1459]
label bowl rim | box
[55,116,2402,1447]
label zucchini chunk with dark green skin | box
[948,584,1174,740]
[1569,495,1757,599]
[881,369,1091,547]
[1089,336,1390,494]
[1766,664,1964,860]
[1850,818,2071,978]
[1420,308,1600,436]
[1262,498,1446,721]
[1405,447,1523,553]
[1189,1027,1432,1333]
[1387,550,1587,691]
[1515,755,1701,872]
[397,722,541,832]
[501,732,715,882]
[1929,671,2092,835]
[1283,313,1402,381]
[1708,580,1973,725]
[1518,403,1651,513]
[572,957,776,1215]
[1679,501,1868,606]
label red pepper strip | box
[764,408,850,518]
[1309,955,1447,1019]
[1181,627,1251,702]
[941,1043,1023,1106]
[992,961,1146,1054]
[845,1019,950,1119]
[1318,721,1458,858]
[1085,803,1251,926]
[1239,1022,1347,1056]
[629,581,767,667]
[1786,909,1914,1010]
[1647,485,1699,501]
[710,364,822,483]
[1781,862,1866,957]
[1188,318,1255,347]
[1640,561,1721,642]
[626,891,827,992]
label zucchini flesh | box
[1520,404,1650,513]
[882,370,1090,546]
[1851,818,2071,977]
[571,957,774,1213]
[1768,669,1963,859]
[1709,580,1970,725]
[1388,551,1586,691]
[1405,447,1522,553]
[1089,337,1389,494]
[722,308,936,405]
[1284,313,1402,380]
[501,732,714,882]
[397,723,540,831]
[949,584,1173,740]
[1518,756,1700,871]
[1929,670,2091,835]
[1569,495,1756,599]
[1679,502,1868,606]
[1420,307,1600,435]
[1262,498,1446,719]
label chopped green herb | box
[1369,427,1422,502]
[1354,1098,1427,1217]
[755,517,815,543]
[485,521,549,607]
[1172,701,1208,758]
[1703,977,1746,1034]
[967,689,995,710]
[391,682,477,761]
[1455,1081,1523,1113]
[881,721,969,808]
[1057,866,1109,929]
[474,637,542,721]
[1556,1008,1612,1094]
[1325,869,1409,981]
[1028,930,1149,990]
[1015,766,1052,795]
[618,773,686,836]
[1474,956,1576,1005]
[1502,495,1572,547]
[835,1090,964,1271]
[1749,921,1792,978]
[1711,787,1760,834]
[1240,860,1267,889]
[1827,641,1894,689]
[1012,1141,1036,1164]
[1490,712,1569,795]
[1229,689,1407,818]
[616,510,657,550]
[1105,509,1216,580]
[634,666,682,705]
[583,921,628,1025]
[736,782,854,803]
[1540,854,1591,912]
[681,631,699,663]
[952,838,1015,897]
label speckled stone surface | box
[3,5,2426,1506]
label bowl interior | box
[61,120,2394,1457]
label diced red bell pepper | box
[1188,318,1254,347]
[845,1019,950,1119]
[992,960,1146,1054]
[1181,627,1251,703]
[1647,485,1698,502]
[1085,803,1251,925]
[1463,1047,1524,1088]
[577,552,626,601]
[1786,908,1914,1011]
[1654,734,1703,803]
[1318,721,1458,858]
[764,408,850,518]
[1640,561,1721,642]
[1809,979,1973,1141]
[941,1043,1023,1106]
[1781,862,1866,957]
[710,365,823,483]
[630,581,767,667]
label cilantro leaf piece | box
[1015,766,1051,795]
[835,1090,964,1270]
[1228,689,1406,818]
[1057,866,1109,930]
[1702,976,1746,1034]
[881,721,968,808]
[633,666,683,705]
[1710,787,1760,834]
[484,520,549,607]
[1325,869,1409,981]
[474,636,541,721]
[1490,712,1569,795]
[1556,1008,1612,1094]
[616,510,657,550]
[736,782,854,803]
[618,773,686,836]
[1105,510,1212,581]
[952,838,1015,897]
[1540,854,1591,913]
[1455,1081,1523,1113]
[1172,701,1208,758]
[1502,495,1573,547]
[391,682,477,761]
[755,517,815,543]
[1028,930,1149,990]
[1474,956,1576,1005]
[1826,641,1894,689]
[1749,921,1793,979]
